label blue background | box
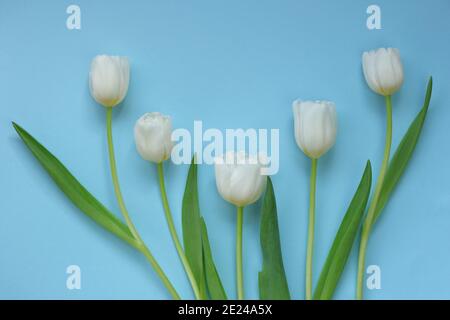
[1,0,449,299]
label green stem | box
[157,162,202,300]
[106,108,180,300]
[139,246,181,300]
[306,157,317,300]
[236,206,244,300]
[356,95,393,300]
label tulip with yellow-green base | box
[357,47,404,300]
[89,54,180,299]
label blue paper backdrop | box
[1,0,449,299]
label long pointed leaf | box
[374,77,433,222]
[258,177,291,300]
[200,217,228,300]
[314,161,372,300]
[182,158,207,299]
[12,122,141,250]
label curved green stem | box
[139,245,181,300]
[106,108,180,300]
[157,162,202,300]
[306,158,317,300]
[356,95,393,300]
[236,206,244,300]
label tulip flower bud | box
[362,48,404,96]
[292,100,337,159]
[134,112,173,163]
[214,152,267,207]
[89,55,130,107]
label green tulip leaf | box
[182,157,226,299]
[374,77,433,223]
[314,161,372,300]
[258,177,291,300]
[12,122,141,250]
[182,158,207,299]
[200,217,228,300]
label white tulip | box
[362,48,404,96]
[89,55,130,107]
[292,100,337,159]
[214,152,267,207]
[134,112,173,163]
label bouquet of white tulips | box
[12,48,432,300]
